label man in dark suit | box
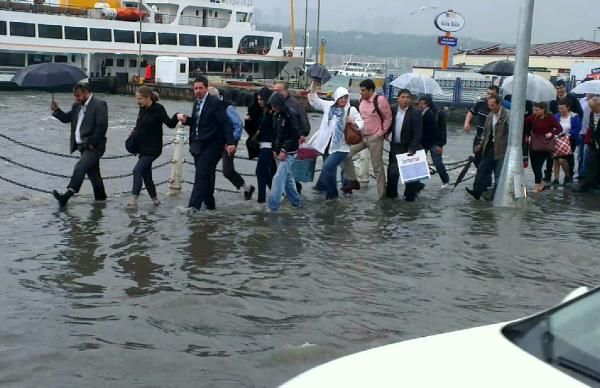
[50,82,108,207]
[386,89,424,201]
[180,76,235,211]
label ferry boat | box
[0,0,305,83]
[335,59,385,80]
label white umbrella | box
[570,80,600,95]
[501,73,555,102]
[390,73,444,95]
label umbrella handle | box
[51,92,55,102]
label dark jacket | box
[134,102,179,157]
[273,107,300,154]
[421,107,447,148]
[284,94,311,137]
[482,107,510,160]
[184,94,234,153]
[53,95,108,154]
[257,110,274,143]
[550,92,583,117]
[389,105,423,153]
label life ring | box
[239,48,246,54]
[260,48,268,55]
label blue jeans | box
[315,151,348,199]
[132,155,158,198]
[427,146,450,184]
[472,147,503,197]
[268,154,302,211]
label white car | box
[281,286,599,388]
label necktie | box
[195,99,204,140]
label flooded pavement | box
[0,91,599,387]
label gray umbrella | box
[11,62,87,100]
[307,63,332,84]
[478,60,515,76]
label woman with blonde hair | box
[128,86,179,206]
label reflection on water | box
[0,92,599,387]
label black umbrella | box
[452,155,475,191]
[478,60,515,76]
[11,62,87,100]
[307,63,332,84]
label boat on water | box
[333,57,386,80]
[0,0,304,83]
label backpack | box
[360,94,389,132]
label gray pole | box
[315,0,320,64]
[303,0,308,68]
[138,0,142,82]
[493,0,535,207]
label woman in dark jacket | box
[128,86,179,206]
[254,87,276,203]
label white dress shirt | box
[394,107,408,143]
[75,94,93,144]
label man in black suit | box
[386,89,424,202]
[180,76,235,211]
[50,82,108,207]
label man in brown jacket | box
[466,95,510,200]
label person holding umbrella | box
[50,82,108,207]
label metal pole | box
[303,0,308,68]
[315,0,320,64]
[138,0,142,83]
[290,0,295,50]
[168,124,187,195]
[493,0,534,207]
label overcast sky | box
[254,0,600,44]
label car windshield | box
[503,288,600,387]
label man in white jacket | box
[307,81,364,200]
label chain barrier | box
[181,180,239,194]
[0,173,53,194]
[0,132,173,160]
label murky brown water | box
[0,91,599,387]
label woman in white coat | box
[308,81,364,199]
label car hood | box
[280,323,588,388]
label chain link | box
[0,173,53,194]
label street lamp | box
[594,27,600,42]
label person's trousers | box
[256,147,275,203]
[68,147,106,200]
[543,155,553,181]
[531,150,551,184]
[472,147,503,197]
[268,154,302,211]
[188,144,222,210]
[341,135,386,199]
[576,137,587,177]
[472,130,483,168]
[583,146,599,188]
[221,149,245,190]
[427,146,450,184]
[386,143,421,200]
[315,151,348,199]
[132,155,158,198]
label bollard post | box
[355,149,371,184]
[168,124,187,196]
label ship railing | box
[178,15,230,28]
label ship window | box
[90,28,111,42]
[54,55,68,63]
[38,24,62,39]
[198,35,216,47]
[180,63,186,73]
[179,33,196,46]
[278,39,282,49]
[114,30,134,43]
[65,26,87,41]
[158,32,177,45]
[236,12,247,22]
[105,58,114,66]
[0,21,5,35]
[207,61,223,72]
[136,31,156,44]
[116,59,125,67]
[10,22,35,37]
[141,60,148,67]
[218,36,232,48]
[129,59,137,68]
[0,53,25,66]
[27,54,53,65]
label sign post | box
[434,10,465,70]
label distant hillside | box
[258,25,496,59]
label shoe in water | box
[551,179,559,186]
[465,187,480,200]
[244,185,255,200]
[440,183,451,190]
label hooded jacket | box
[269,93,300,154]
[307,87,364,154]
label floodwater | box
[0,91,599,387]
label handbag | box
[530,135,555,153]
[125,130,139,154]
[344,121,363,145]
[296,145,321,160]
[552,135,572,158]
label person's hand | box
[545,132,553,139]
[463,123,471,132]
[407,149,416,156]
[50,101,59,112]
[177,113,188,123]
[88,144,95,150]
[226,145,236,156]
[473,144,482,154]
[434,146,443,155]
[278,151,286,161]
[299,136,306,144]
